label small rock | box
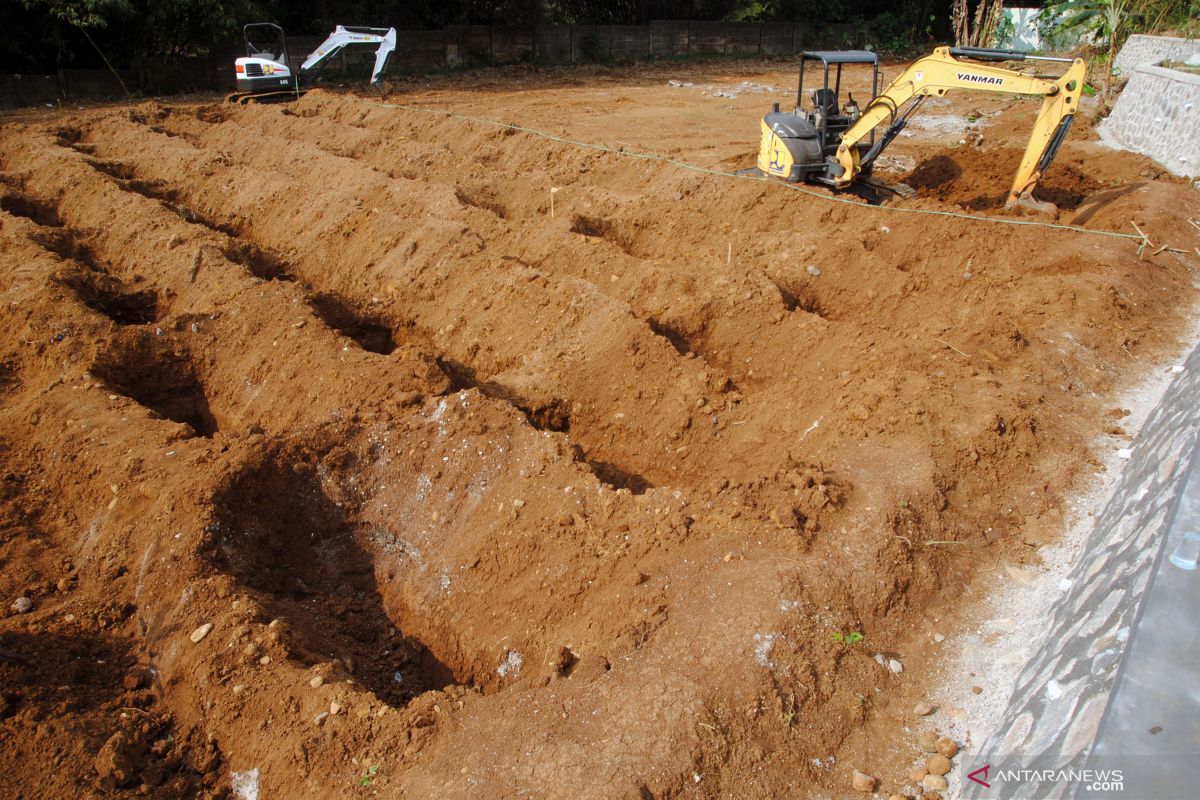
[309,675,324,688]
[920,793,943,800]
[922,774,949,792]
[850,769,876,792]
[232,684,246,694]
[189,623,213,643]
[932,632,945,643]
[11,596,33,614]
[918,731,939,752]
[259,655,270,665]
[313,711,329,726]
[888,658,904,674]
[806,265,822,277]
[512,499,526,508]
[330,701,343,715]
[971,685,983,695]
[913,701,934,716]
[926,754,951,776]
[242,642,259,658]
[909,766,928,782]
[935,736,958,758]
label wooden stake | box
[1130,221,1151,258]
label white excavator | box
[230,23,397,104]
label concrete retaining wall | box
[1113,33,1200,74]
[1099,65,1200,177]
[968,346,1200,798]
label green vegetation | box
[359,763,380,787]
[1041,0,1197,93]
[831,630,865,645]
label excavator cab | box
[758,51,880,185]
[234,23,296,96]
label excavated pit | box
[61,272,159,325]
[203,453,460,706]
[91,334,218,437]
[0,188,63,227]
[308,292,397,354]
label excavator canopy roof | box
[801,50,878,65]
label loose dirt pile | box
[1,64,1198,799]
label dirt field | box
[1,60,1198,799]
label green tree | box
[23,0,134,93]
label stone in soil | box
[909,766,928,782]
[850,769,877,792]
[918,731,939,752]
[11,596,33,613]
[935,736,959,758]
[926,754,951,776]
[189,622,213,643]
[922,774,950,792]
[913,701,934,716]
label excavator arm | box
[834,47,1086,209]
[300,25,397,85]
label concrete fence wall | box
[0,19,869,107]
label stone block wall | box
[966,347,1200,798]
[1113,33,1200,73]
[1099,65,1200,177]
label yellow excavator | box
[755,46,1086,212]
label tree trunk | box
[953,0,1006,48]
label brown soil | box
[1,61,1198,799]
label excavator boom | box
[835,47,1086,208]
[300,25,397,85]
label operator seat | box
[812,88,839,116]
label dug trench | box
[72,110,729,490]
[0,82,1198,799]
[202,449,458,706]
